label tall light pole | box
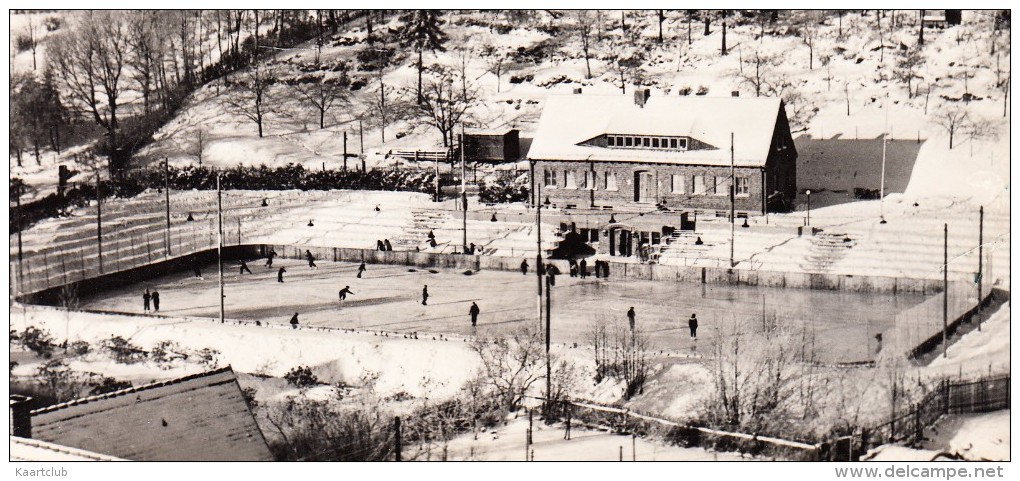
[217,172,225,324]
[461,125,468,254]
[729,132,736,268]
[545,273,552,410]
[880,93,889,224]
[942,223,948,358]
[977,205,984,331]
[805,190,812,227]
[96,166,104,274]
[164,157,172,256]
[536,202,543,326]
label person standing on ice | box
[579,259,588,279]
[143,289,151,312]
[265,249,277,268]
[278,267,287,283]
[239,259,253,275]
[520,259,528,275]
[422,285,429,305]
[688,313,698,339]
[469,302,480,327]
[338,286,355,302]
[305,250,317,269]
[357,262,367,278]
[290,312,299,329]
[627,307,636,332]
[151,290,160,311]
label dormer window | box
[597,134,690,151]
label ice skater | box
[469,302,480,327]
[143,289,151,312]
[338,286,355,302]
[422,285,429,306]
[151,290,160,312]
[579,259,588,279]
[520,259,529,275]
[290,312,300,329]
[357,262,367,278]
[265,249,278,268]
[239,259,252,275]
[688,313,698,339]
[193,262,203,279]
[627,307,636,331]
[305,250,317,269]
[278,267,287,283]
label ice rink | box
[80,257,930,363]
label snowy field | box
[76,257,930,364]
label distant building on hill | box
[526,91,798,216]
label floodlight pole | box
[545,273,552,410]
[461,126,468,254]
[96,167,104,274]
[218,173,225,324]
[730,132,736,268]
[880,94,889,223]
[977,205,983,331]
[942,223,948,358]
[165,157,172,256]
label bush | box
[67,340,91,357]
[101,335,147,364]
[19,326,56,359]
[194,348,220,369]
[478,176,529,204]
[43,16,62,31]
[14,34,33,52]
[151,340,188,365]
[284,366,320,388]
[87,375,132,396]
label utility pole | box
[165,157,172,256]
[343,131,348,171]
[218,173,225,324]
[730,132,736,268]
[14,182,23,294]
[545,273,552,411]
[461,127,468,253]
[977,206,983,331]
[536,203,543,326]
[942,223,948,358]
[96,167,104,274]
[394,416,402,461]
[359,120,365,172]
[880,93,889,223]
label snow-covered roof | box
[527,94,784,167]
[29,366,273,461]
[9,436,127,461]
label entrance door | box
[634,171,654,203]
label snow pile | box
[925,302,1010,378]
[943,410,1010,461]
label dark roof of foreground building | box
[29,366,273,461]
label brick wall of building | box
[531,160,765,214]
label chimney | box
[10,395,32,438]
[634,88,650,108]
[731,90,740,97]
[572,87,583,95]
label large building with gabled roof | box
[527,91,797,216]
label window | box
[671,174,686,194]
[715,176,728,195]
[651,232,661,244]
[544,169,558,187]
[735,177,750,196]
[577,171,587,189]
[652,138,660,148]
[678,138,688,150]
[584,171,596,190]
[642,137,651,147]
[607,136,616,146]
[625,137,633,147]
[669,138,678,149]
[693,175,707,195]
[565,171,577,189]
[605,172,618,191]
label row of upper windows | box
[606,135,689,151]
[544,169,618,190]
[543,169,750,196]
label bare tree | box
[192,128,206,167]
[574,10,597,79]
[800,15,818,70]
[934,107,970,149]
[738,50,780,97]
[26,15,38,71]
[222,61,275,138]
[603,36,646,94]
[48,11,131,176]
[468,325,546,412]
[292,71,350,129]
[415,67,477,147]
[894,49,924,98]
